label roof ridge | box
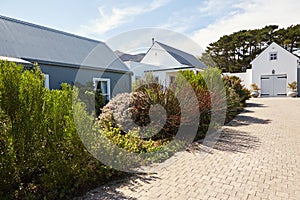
[271,42,299,58]
[0,15,102,44]
[156,41,194,56]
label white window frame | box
[270,52,278,61]
[44,74,50,89]
[93,78,111,101]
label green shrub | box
[224,87,243,122]
[100,67,248,152]
[75,81,107,116]
[179,68,250,134]
[222,75,251,122]
[0,61,124,199]
[223,75,251,105]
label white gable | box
[251,42,298,65]
[141,43,181,67]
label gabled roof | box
[155,41,207,69]
[251,42,299,64]
[0,15,129,72]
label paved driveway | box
[82,98,300,200]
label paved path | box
[81,98,300,200]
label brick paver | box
[80,98,300,200]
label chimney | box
[152,37,155,45]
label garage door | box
[261,74,287,97]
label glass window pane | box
[101,81,107,94]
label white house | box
[127,41,207,87]
[125,61,163,83]
[228,42,300,97]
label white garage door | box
[261,74,287,97]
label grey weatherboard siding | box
[0,15,131,93]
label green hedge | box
[0,61,124,199]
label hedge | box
[0,61,125,199]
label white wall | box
[125,61,162,83]
[251,42,298,90]
[141,43,180,67]
[150,71,178,87]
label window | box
[93,78,111,101]
[155,76,159,83]
[44,74,50,89]
[270,52,277,60]
[170,76,175,84]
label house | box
[125,61,163,83]
[0,15,131,99]
[126,40,207,87]
[227,42,300,97]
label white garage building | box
[228,42,300,97]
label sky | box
[0,0,299,56]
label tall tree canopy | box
[201,25,300,73]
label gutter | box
[22,58,133,75]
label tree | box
[205,24,300,73]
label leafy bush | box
[100,67,248,147]
[75,81,107,116]
[223,75,251,105]
[0,61,125,199]
[99,87,180,143]
[288,81,297,91]
[178,68,227,140]
[222,75,251,122]
[224,87,243,122]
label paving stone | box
[80,98,300,200]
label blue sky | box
[1,0,299,55]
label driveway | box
[81,98,300,200]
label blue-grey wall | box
[39,64,131,96]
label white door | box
[261,74,287,97]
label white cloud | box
[198,0,243,16]
[192,0,300,49]
[159,11,194,33]
[78,0,170,36]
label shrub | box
[100,67,249,147]
[99,86,181,142]
[0,61,125,199]
[178,69,227,140]
[180,69,251,132]
[75,81,107,116]
[250,83,260,91]
[100,68,226,144]
[224,87,243,122]
[288,81,297,91]
[97,67,249,168]
[223,75,251,105]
